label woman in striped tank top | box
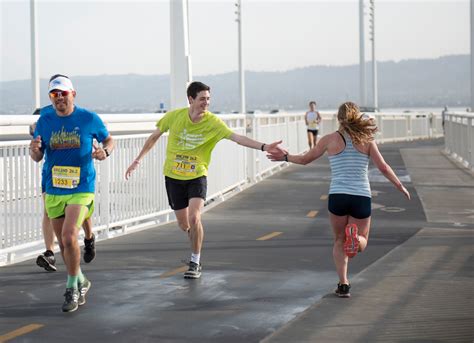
[267,102,410,298]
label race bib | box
[52,166,80,189]
[308,120,319,130]
[172,154,197,177]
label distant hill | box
[0,54,468,114]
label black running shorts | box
[328,193,371,219]
[165,176,207,210]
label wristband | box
[104,148,110,157]
[261,143,266,151]
[284,154,288,162]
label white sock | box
[191,253,200,264]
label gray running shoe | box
[83,234,96,263]
[62,288,79,312]
[184,261,202,279]
[78,279,91,306]
[36,251,57,272]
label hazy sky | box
[0,0,469,82]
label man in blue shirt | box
[29,75,114,312]
[31,92,96,273]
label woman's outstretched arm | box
[267,134,330,165]
[369,141,411,199]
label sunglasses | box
[49,90,72,98]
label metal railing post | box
[246,113,258,183]
[465,116,472,169]
[99,157,110,237]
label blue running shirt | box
[34,106,109,195]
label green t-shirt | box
[157,107,233,180]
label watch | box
[104,147,110,157]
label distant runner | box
[267,101,410,297]
[305,101,322,149]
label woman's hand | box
[266,150,288,162]
[398,184,411,200]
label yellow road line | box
[0,324,44,342]
[159,266,188,278]
[256,232,283,241]
[320,194,328,200]
[306,210,318,218]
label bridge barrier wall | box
[0,111,443,265]
[444,112,474,171]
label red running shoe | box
[344,223,359,258]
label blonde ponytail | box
[337,102,378,145]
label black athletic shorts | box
[307,129,318,137]
[165,176,207,210]
[328,193,371,219]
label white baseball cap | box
[48,76,75,92]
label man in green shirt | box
[125,81,285,279]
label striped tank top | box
[328,132,371,198]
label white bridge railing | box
[0,111,443,265]
[444,112,474,171]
